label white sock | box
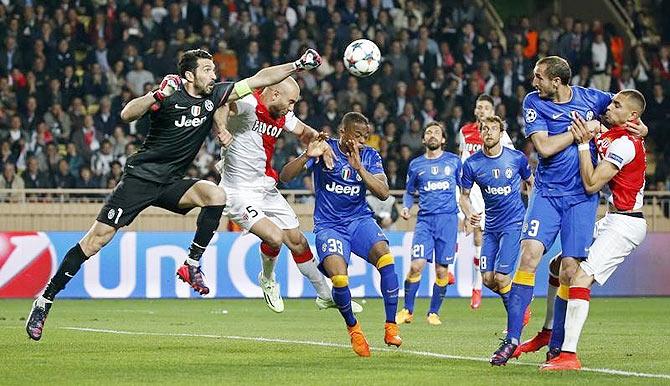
[261,252,277,280]
[562,298,590,352]
[473,246,482,290]
[36,295,52,307]
[544,282,558,329]
[297,259,332,300]
[185,257,200,267]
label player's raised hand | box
[346,140,363,171]
[293,48,322,71]
[153,74,181,101]
[569,114,595,144]
[305,138,328,158]
[400,207,411,220]
[624,118,648,137]
[321,143,336,170]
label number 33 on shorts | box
[523,219,540,237]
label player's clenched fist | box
[153,74,181,101]
[293,49,322,71]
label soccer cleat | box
[447,271,456,285]
[176,263,210,295]
[315,297,363,313]
[540,352,582,371]
[384,322,402,347]
[523,305,532,327]
[515,328,552,358]
[26,296,52,341]
[426,312,442,325]
[395,308,414,324]
[545,347,561,362]
[490,338,518,366]
[258,272,284,313]
[347,322,371,357]
[470,289,482,309]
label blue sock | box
[549,285,569,350]
[506,270,535,345]
[331,275,356,327]
[500,291,510,312]
[428,281,448,315]
[404,278,420,313]
[378,263,399,323]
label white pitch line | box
[63,327,670,380]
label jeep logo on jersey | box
[325,181,361,196]
[252,120,283,138]
[484,185,512,195]
[0,232,56,298]
[423,180,450,191]
[191,105,201,116]
[174,115,207,128]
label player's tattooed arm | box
[571,116,618,194]
[346,140,389,200]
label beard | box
[426,141,442,150]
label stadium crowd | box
[0,0,669,197]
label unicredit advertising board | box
[0,231,667,298]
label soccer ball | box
[343,39,381,78]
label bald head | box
[263,77,301,119]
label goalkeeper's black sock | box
[187,205,225,264]
[43,244,88,301]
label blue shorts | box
[521,191,598,259]
[481,229,522,275]
[411,213,458,266]
[315,217,388,267]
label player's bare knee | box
[202,184,226,206]
[482,276,496,290]
[81,227,115,256]
[494,273,511,289]
[283,229,307,253]
[265,233,283,251]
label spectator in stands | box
[90,139,115,179]
[23,156,51,189]
[53,159,75,189]
[125,59,154,97]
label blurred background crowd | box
[0,0,668,197]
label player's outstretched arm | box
[292,121,335,169]
[571,117,618,194]
[228,49,321,102]
[120,74,180,122]
[279,139,328,183]
[529,130,576,158]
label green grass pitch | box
[1,297,669,385]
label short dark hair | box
[482,115,505,130]
[476,94,494,106]
[423,121,446,137]
[619,89,646,114]
[178,49,213,78]
[341,111,369,130]
[536,56,572,85]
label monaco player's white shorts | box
[469,183,486,230]
[221,184,300,231]
[580,212,647,285]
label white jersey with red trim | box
[596,126,646,211]
[217,92,298,189]
[457,121,514,161]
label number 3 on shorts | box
[527,219,540,237]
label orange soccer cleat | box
[447,271,456,285]
[470,289,482,309]
[347,322,371,357]
[540,352,582,371]
[384,322,402,347]
[513,328,552,358]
